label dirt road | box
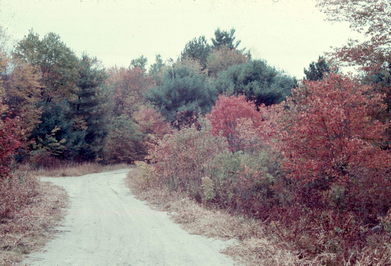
[23,169,234,266]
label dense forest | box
[1,0,390,264]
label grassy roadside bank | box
[0,180,67,265]
[126,167,314,266]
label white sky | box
[0,0,357,78]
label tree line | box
[1,27,300,167]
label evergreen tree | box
[304,56,332,81]
[211,28,241,50]
[130,56,148,71]
[145,62,214,122]
[148,54,165,85]
[70,55,108,160]
[214,60,296,106]
[30,101,73,159]
[181,36,211,69]
[149,55,164,75]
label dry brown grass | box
[0,181,67,265]
[26,162,130,177]
[127,168,315,266]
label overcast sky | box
[0,0,357,78]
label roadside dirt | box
[23,169,234,266]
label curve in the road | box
[23,169,234,266]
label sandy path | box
[23,169,234,266]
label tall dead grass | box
[25,162,129,177]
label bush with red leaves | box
[207,95,263,152]
[0,117,21,179]
[144,74,391,263]
[275,74,391,262]
[0,99,39,220]
[279,74,391,221]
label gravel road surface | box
[23,169,234,266]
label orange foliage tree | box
[206,46,248,76]
[106,66,155,117]
[133,106,172,147]
[3,59,42,140]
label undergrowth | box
[127,167,313,266]
[0,171,67,264]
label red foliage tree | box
[0,100,36,221]
[280,74,391,222]
[317,0,391,128]
[207,95,263,151]
[0,58,21,179]
[0,118,21,179]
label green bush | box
[103,115,146,164]
[205,150,284,217]
[148,122,228,200]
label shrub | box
[172,110,201,130]
[0,92,38,221]
[205,149,284,218]
[207,95,281,152]
[207,95,263,152]
[279,74,391,222]
[103,115,146,163]
[0,118,21,179]
[382,210,391,233]
[201,176,215,201]
[148,122,228,200]
[132,161,158,189]
[141,73,391,264]
[133,106,172,149]
[275,74,391,262]
[28,149,63,169]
